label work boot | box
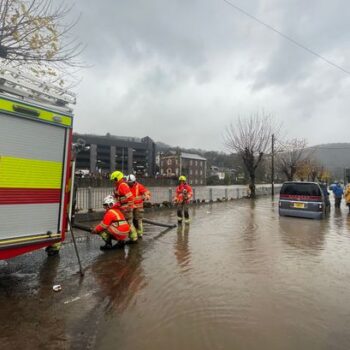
[45,246,59,256]
[113,241,126,249]
[129,226,138,243]
[184,218,191,224]
[45,243,61,256]
[177,216,183,224]
[100,235,113,251]
[100,242,113,251]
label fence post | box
[193,188,196,202]
[236,188,240,199]
[88,186,93,212]
[168,188,173,203]
[209,188,213,202]
[225,188,228,199]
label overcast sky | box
[70,0,350,151]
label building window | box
[200,179,203,185]
[167,159,172,165]
[167,168,172,175]
[200,170,203,175]
[175,159,178,165]
[195,160,198,166]
[175,168,179,175]
[190,160,193,166]
[195,170,197,175]
[190,169,193,175]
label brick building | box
[160,152,207,185]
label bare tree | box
[0,0,83,83]
[296,157,331,183]
[276,138,309,181]
[224,112,275,198]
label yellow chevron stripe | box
[0,233,61,245]
[0,98,72,127]
[0,156,62,188]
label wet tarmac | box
[1,197,350,349]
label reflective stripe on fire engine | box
[0,98,72,127]
[0,233,61,246]
[0,156,62,188]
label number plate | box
[293,202,305,209]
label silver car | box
[279,182,327,219]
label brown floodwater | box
[1,197,350,349]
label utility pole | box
[271,133,275,196]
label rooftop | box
[181,152,207,161]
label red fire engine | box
[0,67,76,259]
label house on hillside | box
[160,151,207,185]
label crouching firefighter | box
[110,170,138,242]
[126,174,151,238]
[91,195,130,250]
[175,175,193,224]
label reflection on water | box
[91,244,146,313]
[175,224,191,272]
[279,217,326,254]
[0,256,67,349]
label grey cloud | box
[69,0,350,150]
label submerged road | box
[1,197,350,350]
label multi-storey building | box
[73,133,156,176]
[160,151,207,185]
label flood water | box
[1,197,350,349]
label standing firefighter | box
[175,175,193,224]
[126,174,151,238]
[110,171,138,242]
[91,195,130,250]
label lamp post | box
[271,134,275,196]
[122,148,125,172]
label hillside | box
[310,143,350,179]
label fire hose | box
[73,219,176,232]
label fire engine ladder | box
[0,66,76,107]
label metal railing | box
[75,184,282,213]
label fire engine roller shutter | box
[0,112,66,240]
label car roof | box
[282,181,320,185]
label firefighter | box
[110,170,138,242]
[91,195,130,250]
[126,174,151,238]
[175,175,193,224]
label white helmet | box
[103,195,115,207]
[126,174,136,183]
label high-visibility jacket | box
[344,185,350,204]
[130,182,151,209]
[114,179,134,211]
[175,183,193,204]
[94,208,130,240]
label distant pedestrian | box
[344,184,350,213]
[332,182,344,208]
[174,175,193,224]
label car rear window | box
[280,183,321,197]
